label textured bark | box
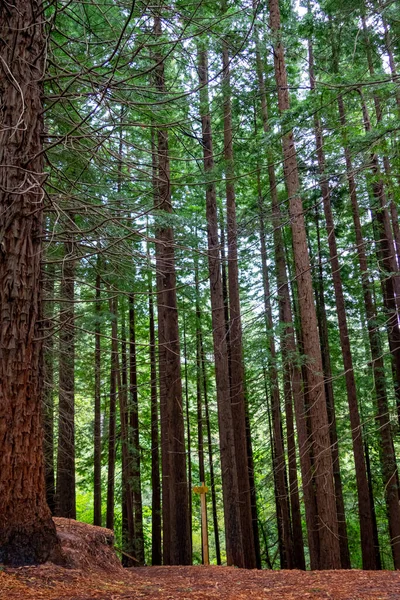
[221,37,257,571]
[183,313,193,551]
[310,69,375,571]
[361,15,400,420]
[252,25,307,569]
[56,238,76,519]
[151,125,170,565]
[282,232,321,570]
[337,94,400,569]
[258,187,294,569]
[197,44,244,567]
[129,294,145,565]
[153,14,191,565]
[269,0,340,569]
[43,261,56,515]
[198,304,221,566]
[94,266,102,526]
[308,35,376,568]
[0,0,60,566]
[149,209,162,567]
[119,307,135,566]
[313,207,350,569]
[106,296,118,531]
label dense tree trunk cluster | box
[1,0,400,572]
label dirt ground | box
[2,565,400,600]
[2,521,399,599]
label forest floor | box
[2,564,400,600]
[1,519,400,599]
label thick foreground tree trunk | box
[0,0,60,566]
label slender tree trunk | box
[43,261,56,515]
[221,34,257,571]
[313,205,351,569]
[0,0,60,565]
[258,190,294,569]
[337,94,400,569]
[268,0,340,569]
[129,293,145,565]
[183,313,193,551]
[153,13,191,565]
[308,32,376,568]
[106,295,118,531]
[197,292,221,565]
[119,305,135,565]
[197,43,244,567]
[252,21,308,569]
[148,226,162,566]
[359,93,400,427]
[56,237,76,519]
[151,124,170,565]
[94,264,102,526]
[263,368,284,568]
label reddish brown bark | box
[312,206,350,569]
[153,14,191,565]
[337,94,400,569]
[308,50,375,565]
[258,184,294,569]
[197,44,244,567]
[148,212,162,567]
[252,25,308,569]
[93,265,102,527]
[106,295,118,531]
[268,0,340,569]
[43,261,56,515]
[129,294,145,565]
[195,275,221,565]
[56,238,76,519]
[0,0,60,566]
[119,307,135,566]
[221,38,257,571]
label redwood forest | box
[1,0,400,597]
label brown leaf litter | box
[1,519,399,599]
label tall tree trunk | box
[129,293,145,565]
[359,92,400,427]
[197,43,244,567]
[337,93,400,569]
[313,205,350,569]
[153,13,191,565]
[0,0,60,565]
[94,264,102,526]
[151,124,170,565]
[263,368,284,568]
[308,33,376,567]
[43,261,56,515]
[268,0,341,569]
[183,312,193,551]
[258,190,294,569]
[56,237,76,519]
[106,295,118,531]
[119,304,135,565]
[196,281,221,565]
[221,33,257,571]
[148,220,162,566]
[252,19,308,568]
